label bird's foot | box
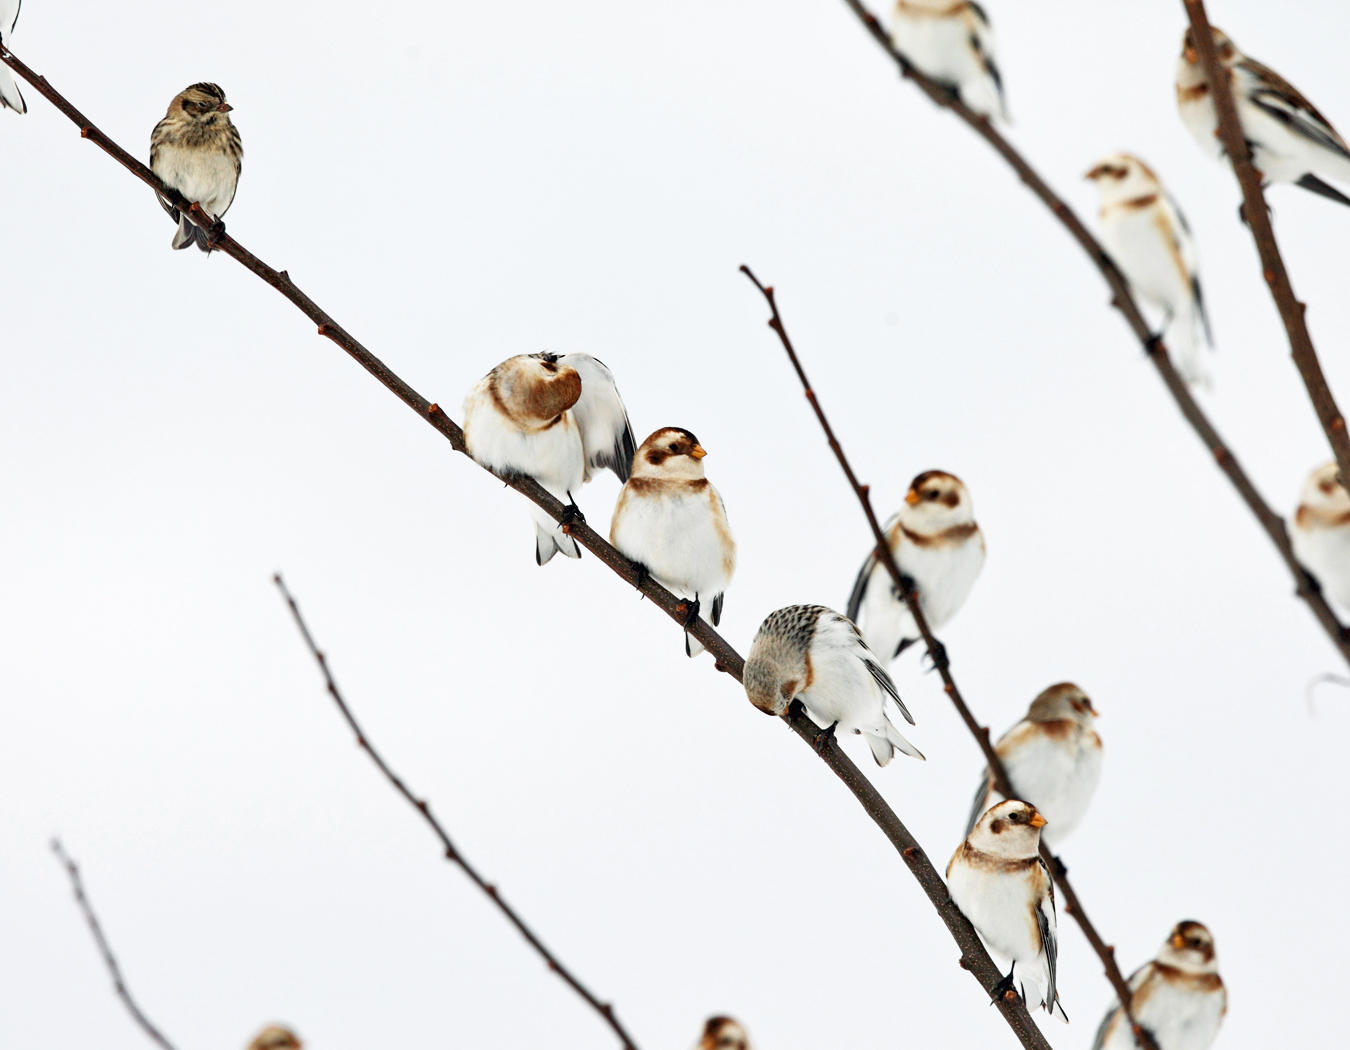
[989,969,1019,1004]
[677,596,702,628]
[922,638,950,674]
[630,561,650,591]
[558,499,585,528]
[890,571,919,602]
[206,218,226,244]
[812,721,839,755]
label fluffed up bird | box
[947,799,1067,1022]
[1087,153,1214,387]
[0,0,28,114]
[1177,26,1350,207]
[149,82,243,252]
[610,427,734,656]
[1291,461,1350,608]
[846,470,985,662]
[889,0,1007,121]
[247,1026,302,1050]
[1091,921,1226,1050]
[966,683,1101,852]
[744,605,923,766]
[463,352,636,566]
[697,1016,751,1050]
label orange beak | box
[217,102,233,113]
[904,489,921,506]
[1029,812,1047,829]
[1171,932,1187,951]
[689,445,707,460]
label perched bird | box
[743,605,923,766]
[889,0,1007,122]
[1177,26,1350,207]
[1291,460,1350,609]
[966,683,1102,852]
[846,470,985,662]
[463,352,635,566]
[247,1026,302,1050]
[149,82,243,252]
[947,800,1067,1022]
[1086,153,1214,388]
[0,0,28,114]
[610,427,734,656]
[697,1016,751,1050]
[1092,921,1226,1050]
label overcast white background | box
[3,1,1348,1047]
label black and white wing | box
[561,353,637,482]
[1035,859,1069,1023]
[0,0,27,114]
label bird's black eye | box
[926,490,939,500]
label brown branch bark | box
[1181,0,1350,489]
[830,2,1350,669]
[273,575,642,1050]
[2,49,1054,1050]
[740,266,1156,1050]
[50,839,181,1050]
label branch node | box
[79,126,92,138]
[317,323,329,336]
[1211,445,1231,464]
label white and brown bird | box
[744,605,923,765]
[966,683,1101,852]
[696,1016,751,1050]
[1092,921,1226,1050]
[889,0,1007,121]
[463,352,635,565]
[149,82,243,252]
[610,427,734,656]
[846,470,985,662]
[1087,153,1214,387]
[1291,460,1350,609]
[947,800,1067,1022]
[1177,26,1350,206]
[247,1026,302,1050]
[0,0,28,114]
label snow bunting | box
[966,683,1101,852]
[1291,460,1350,609]
[1177,26,1350,206]
[697,1016,750,1050]
[464,353,634,565]
[889,0,1007,122]
[1091,921,1226,1050]
[744,605,924,765]
[947,800,1067,1022]
[609,428,734,656]
[846,470,985,662]
[247,1026,302,1050]
[149,83,243,252]
[1086,153,1214,387]
[0,0,27,114]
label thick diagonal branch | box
[828,3,1349,669]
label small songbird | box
[744,605,924,765]
[1086,153,1214,387]
[0,0,28,114]
[247,1026,302,1050]
[463,352,635,566]
[966,683,1102,852]
[697,1016,751,1050]
[846,470,985,662]
[947,800,1067,1022]
[609,427,735,656]
[889,0,1007,121]
[1091,921,1226,1050]
[1177,26,1350,207]
[149,82,243,252]
[1291,461,1350,609]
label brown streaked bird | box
[149,82,243,252]
[697,1015,751,1050]
[1092,921,1226,1050]
[947,799,1067,1022]
[247,1025,302,1050]
[966,683,1102,851]
[846,470,985,662]
[1291,460,1350,609]
[889,0,1007,121]
[609,427,735,656]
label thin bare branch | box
[272,575,642,1050]
[1181,0,1350,488]
[828,3,1350,668]
[740,265,1156,1050]
[50,839,181,1050]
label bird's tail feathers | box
[171,215,214,253]
[1296,172,1350,208]
[534,521,580,566]
[0,68,27,114]
[867,721,924,766]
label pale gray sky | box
[3,1,1347,1048]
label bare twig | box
[740,265,1156,1050]
[50,839,181,1050]
[1181,0,1350,488]
[0,51,1054,1049]
[829,3,1350,668]
[272,575,642,1050]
